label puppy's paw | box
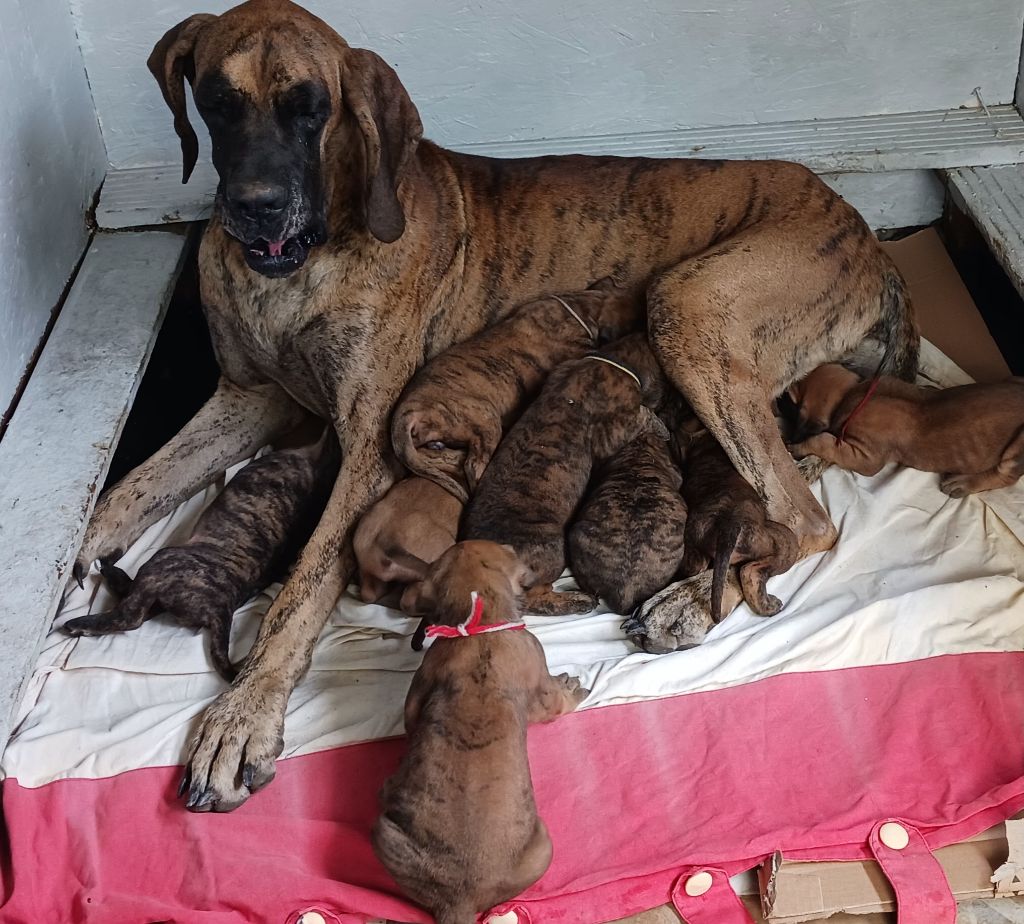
[622,572,716,653]
[939,473,973,499]
[554,672,590,704]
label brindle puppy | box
[373,541,587,924]
[462,333,668,615]
[75,0,919,809]
[391,278,643,502]
[353,476,462,604]
[681,429,799,622]
[568,430,687,614]
[63,429,338,682]
[788,364,1024,498]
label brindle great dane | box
[73,0,918,811]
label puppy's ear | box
[587,275,617,292]
[642,407,671,441]
[463,419,500,495]
[148,14,216,183]
[341,48,424,243]
[401,580,437,617]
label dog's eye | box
[423,441,447,451]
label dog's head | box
[401,541,536,625]
[149,0,423,278]
[786,363,862,442]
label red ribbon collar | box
[838,375,881,444]
[424,592,526,640]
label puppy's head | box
[391,406,501,503]
[787,364,862,442]
[401,541,536,626]
[564,277,645,343]
[148,0,422,278]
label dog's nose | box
[226,182,287,218]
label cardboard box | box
[759,820,1020,923]
[881,229,1011,384]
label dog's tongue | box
[268,240,285,257]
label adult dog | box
[74,0,917,811]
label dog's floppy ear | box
[642,407,671,441]
[587,275,618,292]
[148,14,216,183]
[341,48,423,243]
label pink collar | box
[424,592,526,640]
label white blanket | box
[5,341,1024,789]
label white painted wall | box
[76,0,1024,171]
[0,0,106,422]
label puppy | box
[353,477,462,604]
[63,429,339,681]
[373,541,587,924]
[392,278,643,502]
[462,332,669,615]
[788,364,1024,497]
[568,430,687,613]
[681,429,799,622]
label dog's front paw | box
[622,572,717,653]
[179,682,286,813]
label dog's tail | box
[208,612,238,683]
[710,520,742,624]
[872,264,919,382]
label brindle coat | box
[373,541,587,924]
[681,429,799,622]
[63,428,338,684]
[568,430,687,614]
[789,365,1024,496]
[462,333,668,615]
[391,277,643,502]
[73,0,917,810]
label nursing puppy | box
[373,541,587,924]
[462,332,669,615]
[353,477,462,604]
[681,429,799,622]
[63,429,339,681]
[788,364,1024,497]
[391,278,642,502]
[568,430,687,614]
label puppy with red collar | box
[788,364,1024,497]
[373,541,587,924]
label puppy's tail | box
[711,520,741,624]
[208,611,238,683]
[872,264,919,382]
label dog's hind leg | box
[62,589,157,636]
[648,208,899,559]
[98,556,134,597]
[523,584,597,617]
[940,426,1024,497]
[71,379,305,594]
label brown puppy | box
[568,430,687,614]
[392,278,643,502]
[373,541,586,924]
[63,429,338,683]
[681,430,799,622]
[76,0,919,808]
[788,364,1024,497]
[462,333,669,615]
[353,477,462,604]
